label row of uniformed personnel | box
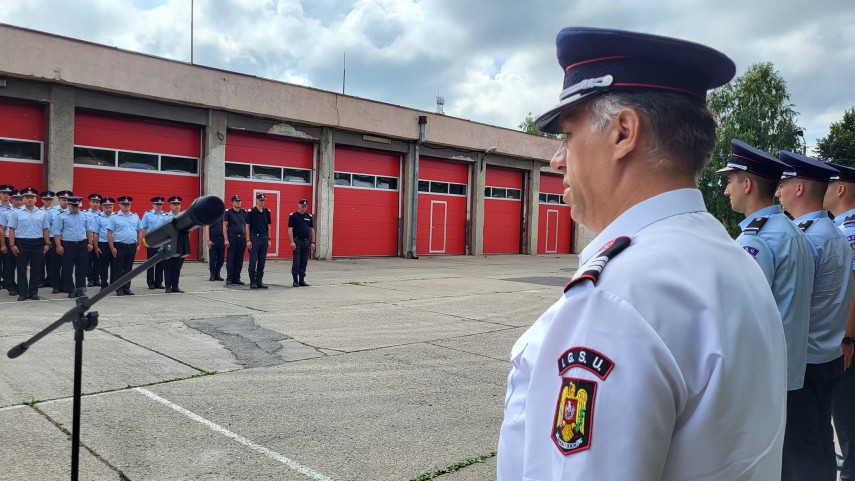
[719,141,855,480]
[0,188,189,300]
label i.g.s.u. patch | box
[553,377,597,455]
[743,245,760,257]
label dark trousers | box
[15,238,44,298]
[97,242,113,288]
[291,238,311,281]
[164,256,185,290]
[834,362,855,480]
[111,243,137,291]
[782,357,844,481]
[0,240,6,289]
[209,237,225,276]
[4,246,17,292]
[146,246,164,287]
[87,249,99,284]
[248,234,268,281]
[48,241,63,291]
[61,240,88,294]
[226,234,246,282]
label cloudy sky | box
[2,0,853,149]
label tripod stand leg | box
[71,323,83,481]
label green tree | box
[519,112,563,139]
[816,107,855,166]
[700,62,803,236]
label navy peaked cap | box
[57,190,73,198]
[298,198,308,205]
[716,140,790,179]
[536,27,736,134]
[118,195,133,203]
[88,193,103,201]
[67,196,83,205]
[779,151,838,182]
[102,197,116,205]
[20,187,39,196]
[10,190,22,197]
[827,162,855,183]
[0,184,13,193]
[40,191,56,199]
[168,195,182,203]
[151,196,164,204]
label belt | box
[229,233,244,237]
[251,233,268,237]
[211,236,224,240]
[62,239,87,245]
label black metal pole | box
[71,321,84,481]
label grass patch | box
[409,451,496,481]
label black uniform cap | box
[118,195,133,204]
[0,184,14,193]
[10,190,22,198]
[102,197,116,205]
[40,191,56,199]
[56,190,73,198]
[779,151,839,182]
[19,187,39,196]
[168,195,182,204]
[88,193,103,201]
[716,139,791,179]
[151,196,165,204]
[67,196,83,205]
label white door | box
[545,209,559,254]
[429,200,447,254]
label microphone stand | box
[7,227,180,481]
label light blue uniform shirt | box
[89,212,113,241]
[48,206,67,236]
[141,209,166,234]
[0,204,14,238]
[55,210,90,242]
[795,210,854,364]
[108,211,142,244]
[738,205,814,390]
[834,208,855,271]
[7,206,49,239]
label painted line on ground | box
[134,387,333,481]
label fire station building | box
[0,24,593,261]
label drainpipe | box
[408,116,427,258]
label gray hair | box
[587,91,718,178]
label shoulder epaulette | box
[798,219,814,232]
[564,236,631,292]
[843,214,855,227]
[742,216,769,234]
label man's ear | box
[794,182,805,198]
[743,176,753,195]
[611,108,641,160]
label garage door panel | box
[419,157,468,184]
[486,166,522,189]
[417,194,466,255]
[538,173,572,254]
[484,199,522,254]
[0,161,43,189]
[333,188,398,257]
[75,112,200,158]
[226,132,314,169]
[0,100,45,141]
[335,148,399,177]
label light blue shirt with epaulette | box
[737,204,815,390]
[141,209,166,234]
[794,210,854,364]
[0,207,14,237]
[7,206,49,239]
[108,211,141,244]
[55,210,89,242]
[90,212,113,241]
[833,208,855,271]
[48,206,67,236]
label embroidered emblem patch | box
[553,378,597,455]
[743,246,759,257]
[557,347,614,379]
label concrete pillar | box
[46,85,75,191]
[401,144,416,258]
[315,127,335,260]
[526,166,540,255]
[470,154,487,255]
[200,110,227,262]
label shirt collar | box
[834,208,855,226]
[793,210,829,224]
[739,204,782,230]
[579,188,707,264]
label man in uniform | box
[204,207,226,281]
[288,198,315,287]
[823,162,855,480]
[141,196,166,289]
[38,191,57,289]
[246,193,271,289]
[0,184,15,294]
[90,197,115,291]
[108,196,142,296]
[223,195,247,286]
[6,187,50,301]
[83,193,102,287]
[718,140,815,447]
[48,190,72,293]
[162,196,191,293]
[776,150,853,481]
[55,196,92,298]
[2,190,24,296]
[497,28,787,480]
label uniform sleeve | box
[737,235,774,285]
[846,231,855,271]
[287,212,295,228]
[7,212,17,229]
[107,216,116,232]
[42,214,50,230]
[517,287,684,480]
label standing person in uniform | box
[719,140,815,437]
[83,193,102,287]
[776,150,853,481]
[162,196,191,293]
[497,28,788,480]
[6,187,50,301]
[0,184,15,294]
[204,208,225,281]
[91,197,115,292]
[38,191,57,289]
[108,196,142,296]
[288,198,315,287]
[223,195,247,286]
[55,196,92,298]
[48,190,72,293]
[823,162,855,480]
[141,196,166,289]
[246,193,271,290]
[3,190,24,296]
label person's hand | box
[267,240,272,248]
[56,245,64,256]
[87,243,93,252]
[247,241,252,249]
[290,241,296,250]
[207,240,212,247]
[11,245,19,256]
[44,244,51,254]
[95,246,102,256]
[310,243,315,254]
[0,244,6,254]
[843,342,854,371]
[110,246,117,256]
[224,239,230,247]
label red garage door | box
[417,157,469,255]
[73,111,202,260]
[0,100,45,190]
[538,173,572,254]
[333,147,400,257]
[224,131,314,259]
[484,166,523,254]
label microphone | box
[143,196,225,249]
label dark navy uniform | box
[56,196,92,297]
[83,193,103,286]
[288,198,314,287]
[246,193,271,289]
[206,211,225,281]
[141,196,167,289]
[224,195,247,285]
[162,196,191,293]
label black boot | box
[257,277,268,289]
[209,272,215,281]
[292,276,299,287]
[250,276,258,289]
[298,278,309,287]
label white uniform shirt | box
[497,189,787,481]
